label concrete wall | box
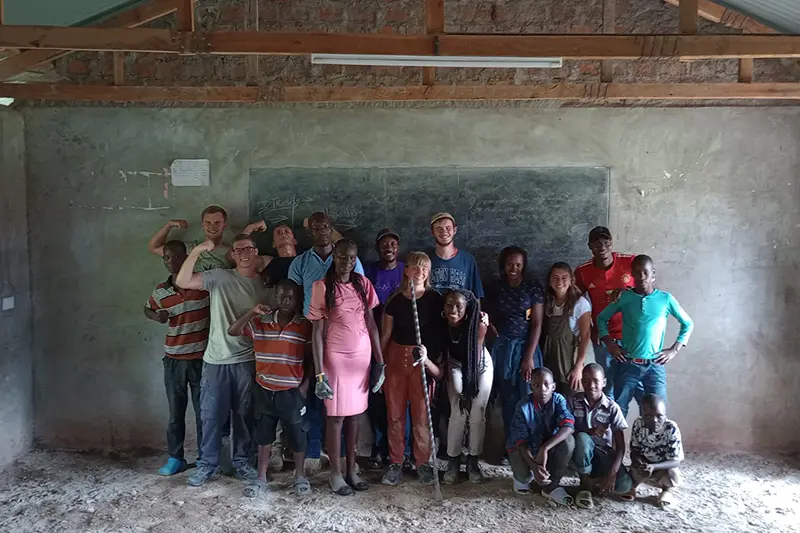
[22,106,800,453]
[0,109,33,469]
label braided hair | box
[444,288,482,400]
[324,239,370,324]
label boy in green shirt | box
[597,255,693,418]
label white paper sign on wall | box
[171,159,210,187]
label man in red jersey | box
[574,226,640,404]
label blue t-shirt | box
[364,261,405,305]
[288,248,365,316]
[485,279,544,339]
[430,250,484,298]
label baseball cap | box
[375,228,400,243]
[430,212,456,226]
[588,226,613,242]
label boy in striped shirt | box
[144,240,210,476]
[228,278,313,498]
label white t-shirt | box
[550,294,592,336]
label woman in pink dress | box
[308,239,385,495]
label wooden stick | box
[680,0,699,34]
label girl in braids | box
[308,239,385,496]
[442,289,494,484]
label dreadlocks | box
[444,288,482,400]
[324,239,370,323]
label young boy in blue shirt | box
[597,255,693,418]
[507,367,575,506]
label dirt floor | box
[1,450,798,533]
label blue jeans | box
[570,432,632,493]
[492,335,541,446]
[197,361,254,470]
[593,342,644,406]
[614,360,667,418]
[305,394,347,459]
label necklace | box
[448,327,462,344]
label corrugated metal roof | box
[718,0,800,33]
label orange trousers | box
[384,342,432,467]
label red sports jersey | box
[574,253,635,340]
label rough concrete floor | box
[0,451,798,533]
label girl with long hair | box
[308,239,385,496]
[442,289,493,485]
[542,262,592,395]
[379,252,445,486]
[485,246,544,460]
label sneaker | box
[402,454,415,472]
[467,455,486,484]
[443,456,461,485]
[500,455,511,467]
[417,464,435,486]
[235,464,258,481]
[305,457,323,477]
[187,465,218,487]
[381,463,403,486]
[158,458,188,476]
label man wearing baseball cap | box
[364,228,409,469]
[428,213,484,298]
[574,226,636,402]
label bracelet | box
[316,373,326,383]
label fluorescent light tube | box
[311,54,563,69]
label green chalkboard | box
[249,167,609,279]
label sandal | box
[243,479,267,498]
[657,489,675,508]
[367,454,383,470]
[329,475,354,496]
[512,478,532,494]
[293,477,311,497]
[618,489,636,502]
[345,474,369,492]
[542,487,575,507]
[575,490,594,509]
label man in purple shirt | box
[364,228,408,469]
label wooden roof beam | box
[0,0,182,81]
[664,0,777,33]
[3,82,800,102]
[1,28,800,58]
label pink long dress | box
[308,275,379,417]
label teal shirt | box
[597,289,693,360]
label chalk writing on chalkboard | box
[249,167,609,279]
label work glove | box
[371,363,386,393]
[315,374,334,400]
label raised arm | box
[175,241,212,290]
[228,304,269,337]
[147,219,187,256]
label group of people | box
[143,205,694,508]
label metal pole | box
[411,283,443,501]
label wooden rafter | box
[664,0,777,33]
[3,82,800,103]
[601,0,615,83]
[680,0,699,34]
[423,0,444,86]
[0,0,181,81]
[1,28,800,58]
[177,0,195,32]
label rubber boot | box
[443,456,461,485]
